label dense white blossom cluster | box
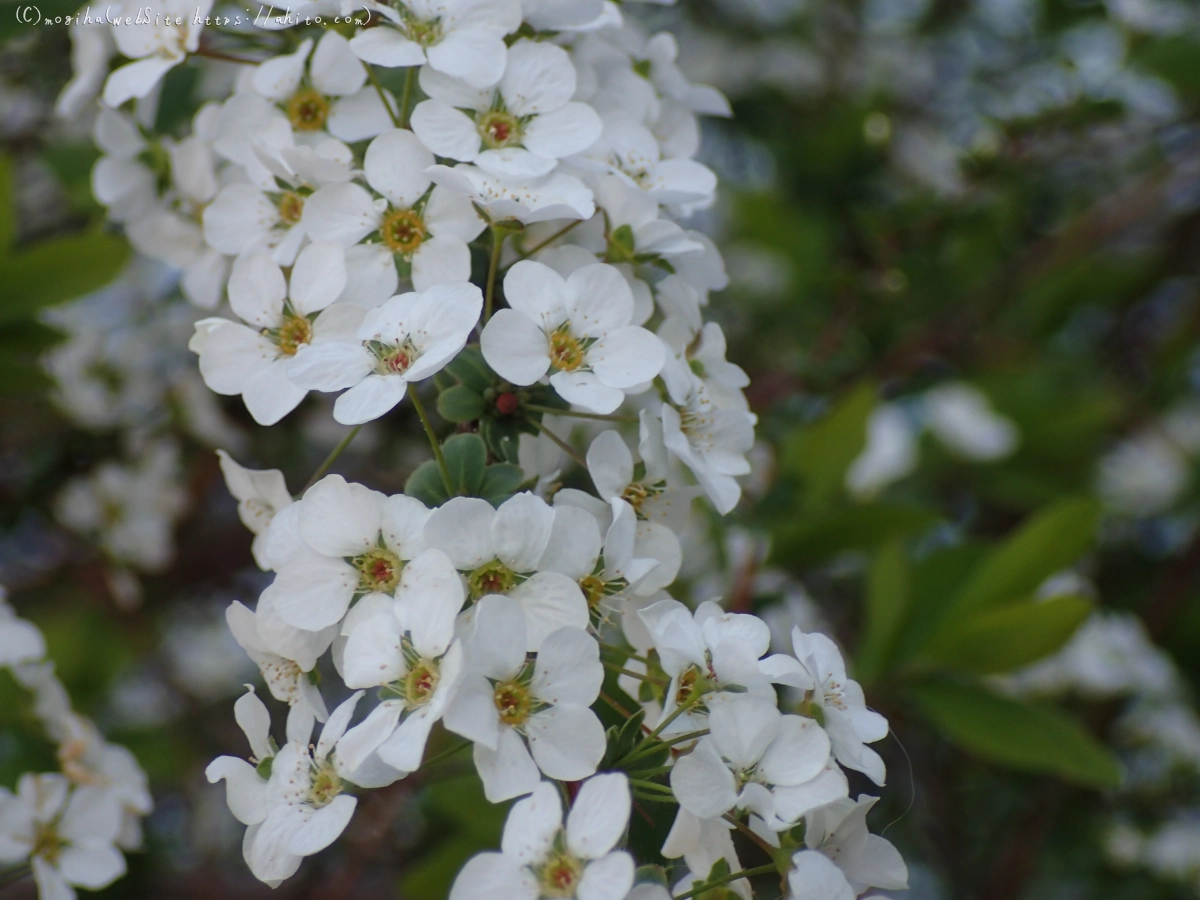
[48,1,909,897]
[0,589,152,899]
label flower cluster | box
[63,1,909,897]
[0,589,152,900]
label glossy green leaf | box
[443,346,493,393]
[478,463,524,507]
[442,433,487,496]
[912,680,1121,788]
[917,595,1092,675]
[437,385,486,423]
[0,230,130,323]
[855,541,910,685]
[779,382,875,510]
[405,460,450,507]
[771,503,938,570]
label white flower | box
[800,796,909,896]
[0,774,126,899]
[287,281,482,425]
[659,371,755,515]
[253,32,394,143]
[90,108,156,225]
[1097,431,1189,516]
[923,383,1018,461]
[584,418,698,532]
[302,128,485,291]
[481,260,664,414]
[661,809,750,900]
[216,451,294,571]
[205,687,279,828]
[791,630,889,786]
[102,0,211,107]
[428,163,596,223]
[670,695,845,830]
[243,692,365,886]
[449,774,634,900]
[423,492,589,651]
[845,405,918,498]
[411,40,602,178]
[0,602,46,666]
[443,595,605,801]
[333,550,467,773]
[349,0,522,89]
[189,243,360,426]
[266,474,433,632]
[56,14,115,118]
[225,601,330,724]
[787,850,855,900]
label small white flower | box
[427,163,596,224]
[481,260,664,414]
[102,0,212,107]
[287,281,482,425]
[266,474,433,632]
[443,595,605,801]
[423,492,589,651]
[845,405,918,498]
[190,243,360,426]
[225,601,330,725]
[800,796,909,896]
[791,630,889,786]
[584,422,699,533]
[349,0,522,89]
[0,602,46,667]
[205,687,278,828]
[302,128,485,291]
[450,775,634,900]
[216,451,295,571]
[411,40,602,178]
[0,774,126,899]
[923,383,1018,461]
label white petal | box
[532,627,602,707]
[197,321,274,396]
[234,687,274,761]
[228,251,286,328]
[509,573,588,652]
[56,843,126,890]
[412,234,471,291]
[311,31,367,96]
[288,794,357,856]
[348,28,426,68]
[503,260,568,330]
[501,781,561,866]
[670,738,737,819]
[526,704,605,782]
[564,264,634,337]
[202,184,277,255]
[758,716,831,787]
[364,128,434,208]
[410,100,482,163]
[566,773,630,860]
[475,727,541,802]
[376,703,438,772]
[271,554,358,631]
[425,28,508,89]
[404,549,466,658]
[708,696,780,773]
[327,87,396,143]
[788,850,855,900]
[537,505,601,580]
[469,594,527,680]
[480,309,550,386]
[494,492,555,572]
[102,55,178,106]
[205,757,269,825]
[243,360,309,426]
[382,494,431,559]
[424,496,495,570]
[300,474,383,556]
[333,373,408,424]
[577,852,635,900]
[550,371,624,415]
[590,327,665,388]
[302,182,382,246]
[523,103,603,160]
[253,39,311,101]
[341,610,403,689]
[289,242,347,315]
[287,340,375,392]
[449,852,539,900]
[336,701,402,773]
[499,40,574,116]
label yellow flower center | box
[538,851,584,898]
[286,88,330,132]
[309,759,342,808]
[31,824,63,864]
[549,329,586,373]
[478,110,521,150]
[273,313,313,357]
[380,207,428,256]
[580,574,607,610]
[493,680,532,726]
[468,559,518,600]
[676,665,703,707]
[353,547,403,594]
[404,659,440,707]
[277,191,305,225]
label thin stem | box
[598,690,634,719]
[659,728,709,747]
[523,404,638,424]
[399,66,416,128]
[725,812,781,859]
[484,226,505,322]
[419,739,472,771]
[302,426,362,493]
[628,778,674,794]
[408,384,453,493]
[616,692,704,766]
[602,661,667,685]
[533,418,587,470]
[600,643,652,665]
[364,63,401,128]
[631,791,679,804]
[673,864,778,900]
[515,219,582,260]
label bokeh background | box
[3,0,1200,897]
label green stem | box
[725,811,782,858]
[364,64,401,128]
[515,219,582,260]
[659,728,709,747]
[419,738,472,771]
[533,418,587,470]
[616,691,704,766]
[673,864,778,900]
[632,791,679,804]
[408,383,453,493]
[484,226,505,322]
[399,66,416,128]
[600,643,652,665]
[598,690,634,719]
[302,425,362,493]
[628,778,674,794]
[523,404,638,424]
[602,660,667,685]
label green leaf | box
[0,156,12,253]
[479,415,523,463]
[947,497,1100,618]
[0,320,66,357]
[918,595,1092,675]
[855,541,909,685]
[442,433,487,496]
[479,464,524,506]
[443,346,494,392]
[437,385,486,423]
[770,503,938,570]
[0,230,130,323]
[0,361,52,393]
[911,680,1121,788]
[602,708,647,768]
[780,382,875,510]
[405,460,450,507]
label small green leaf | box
[948,497,1100,617]
[405,460,450,507]
[479,463,524,506]
[917,595,1092,675]
[780,382,875,510]
[443,346,494,393]
[442,433,488,496]
[0,230,130,323]
[911,680,1121,788]
[437,385,486,423]
[770,503,938,570]
[855,541,910,685]
[602,708,646,767]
